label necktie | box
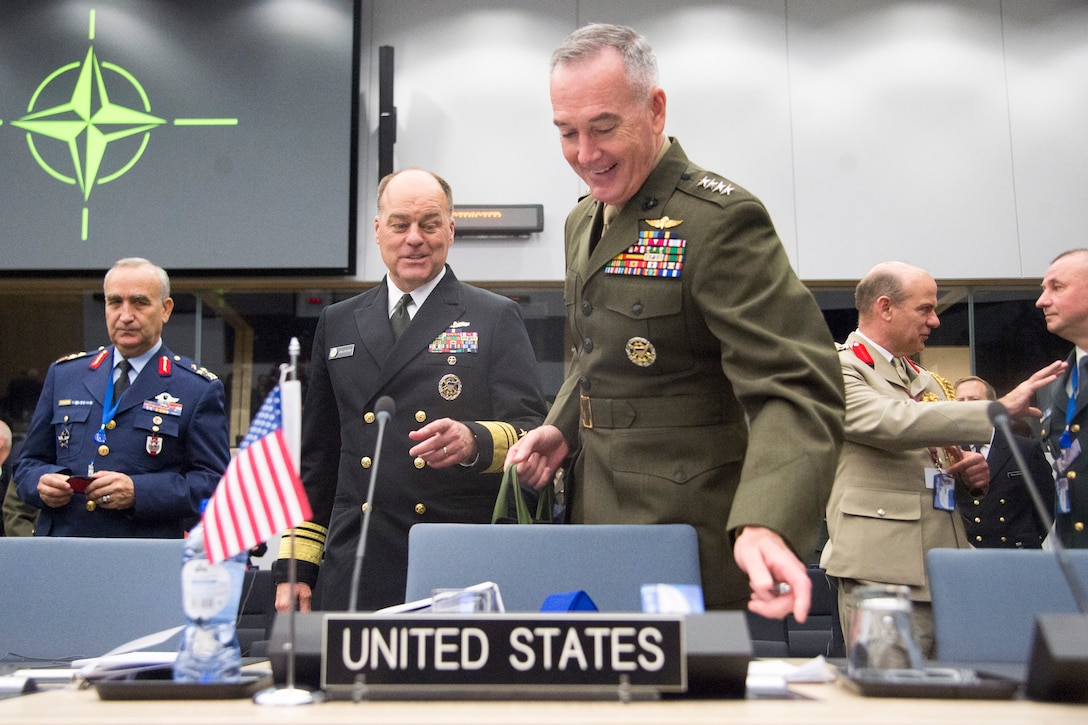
[390,293,412,339]
[588,202,606,254]
[893,357,912,387]
[113,359,131,401]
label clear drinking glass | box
[847,584,925,676]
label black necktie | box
[390,293,412,339]
[113,359,131,401]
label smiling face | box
[374,170,455,292]
[550,47,666,207]
[1037,250,1088,348]
[103,263,173,358]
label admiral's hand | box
[275,581,312,613]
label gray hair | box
[105,257,171,302]
[550,23,658,100]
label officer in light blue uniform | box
[15,258,229,538]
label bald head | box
[855,261,940,357]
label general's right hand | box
[275,581,313,612]
[37,473,75,508]
[503,425,569,490]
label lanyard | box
[1060,362,1078,449]
[94,351,125,447]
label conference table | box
[0,672,1084,724]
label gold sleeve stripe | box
[276,521,327,565]
[477,421,520,473]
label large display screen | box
[0,0,359,275]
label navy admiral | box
[1037,248,1088,548]
[273,168,547,612]
[507,24,846,621]
[15,257,230,538]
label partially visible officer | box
[1037,248,1088,547]
[274,168,548,612]
[15,257,230,537]
[953,376,1054,548]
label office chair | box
[404,523,702,612]
[927,548,1088,664]
[0,537,186,661]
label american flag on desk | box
[203,380,311,564]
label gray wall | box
[353,0,1088,283]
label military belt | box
[579,393,728,429]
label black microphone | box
[348,395,395,612]
[989,401,1088,701]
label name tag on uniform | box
[329,344,355,359]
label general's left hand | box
[733,525,811,622]
[83,470,136,510]
[409,418,477,468]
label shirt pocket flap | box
[840,488,921,522]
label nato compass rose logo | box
[3,9,237,241]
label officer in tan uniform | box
[821,261,1064,656]
[274,169,547,611]
[508,24,845,620]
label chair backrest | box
[0,537,186,661]
[405,523,702,612]
[927,548,1088,664]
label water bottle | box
[173,520,247,683]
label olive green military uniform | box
[547,139,845,609]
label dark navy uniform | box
[15,345,230,537]
[275,268,547,611]
[1039,354,1088,548]
[955,433,1055,548]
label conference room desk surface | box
[0,679,1084,725]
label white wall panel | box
[1003,0,1088,277]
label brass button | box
[974,517,981,523]
[415,503,426,515]
[973,499,981,506]
[415,410,426,423]
[64,415,70,423]
[414,457,426,469]
[106,420,117,430]
[975,535,982,542]
[447,355,457,366]
[1001,537,1008,542]
[877,508,886,517]
[98,445,110,456]
[361,502,369,513]
[153,416,163,425]
[1073,424,1081,433]
[999,498,1007,505]
[1076,522,1085,532]
[999,517,1006,523]
[364,411,376,424]
[152,426,160,432]
[1070,471,1077,480]
[360,456,372,469]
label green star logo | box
[2,9,237,241]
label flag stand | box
[254,338,319,706]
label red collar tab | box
[89,350,110,370]
[851,342,875,367]
[158,356,171,375]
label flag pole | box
[255,337,317,706]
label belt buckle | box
[579,394,593,429]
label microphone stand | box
[255,338,318,706]
[349,396,395,612]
